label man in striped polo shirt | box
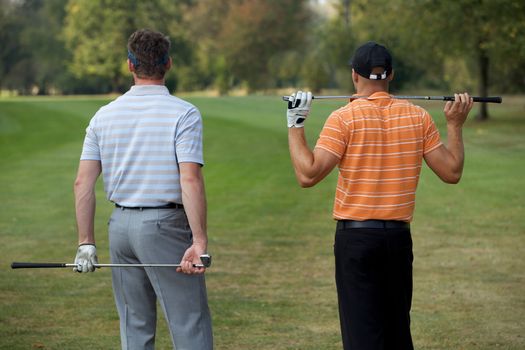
[73,29,213,349]
[287,41,473,349]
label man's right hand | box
[287,91,313,128]
[444,92,474,128]
[74,244,98,273]
[177,242,208,275]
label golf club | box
[282,95,502,103]
[11,254,212,269]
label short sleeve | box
[422,111,442,154]
[314,111,347,159]
[175,107,204,165]
[80,118,101,161]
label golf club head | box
[200,254,212,268]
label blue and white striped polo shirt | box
[80,85,203,207]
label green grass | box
[1,94,524,349]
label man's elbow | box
[74,176,95,195]
[73,177,84,193]
[180,173,202,187]
[440,171,462,184]
[296,174,318,188]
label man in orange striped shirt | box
[287,41,473,350]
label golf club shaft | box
[12,254,211,269]
[11,262,207,269]
[282,95,502,103]
[95,263,207,268]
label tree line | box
[1,0,524,117]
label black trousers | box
[334,226,414,350]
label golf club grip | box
[443,96,502,103]
[473,96,502,103]
[11,262,67,269]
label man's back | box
[81,85,203,207]
[315,92,442,221]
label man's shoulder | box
[330,101,360,119]
[140,92,200,116]
[94,91,199,118]
[164,94,199,113]
[330,97,431,124]
[94,94,127,113]
[390,98,429,113]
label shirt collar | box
[126,85,170,96]
[364,91,392,100]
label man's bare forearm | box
[74,160,101,246]
[288,128,339,188]
[74,183,96,245]
[445,124,465,179]
[288,128,316,185]
[180,171,208,247]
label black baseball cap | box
[349,41,392,80]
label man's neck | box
[133,76,165,86]
[356,86,388,97]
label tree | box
[307,0,356,91]
[180,0,232,93]
[218,0,311,92]
[0,0,29,93]
[24,0,70,94]
[63,0,135,92]
[411,0,525,120]
[356,0,525,120]
[0,0,70,94]
[63,0,190,92]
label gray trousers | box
[108,207,213,350]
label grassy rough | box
[0,95,523,349]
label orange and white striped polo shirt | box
[315,92,442,222]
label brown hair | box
[127,29,171,79]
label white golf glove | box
[287,90,312,128]
[74,244,98,273]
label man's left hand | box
[74,244,98,273]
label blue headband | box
[127,50,139,67]
[127,50,169,67]
[157,54,169,65]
